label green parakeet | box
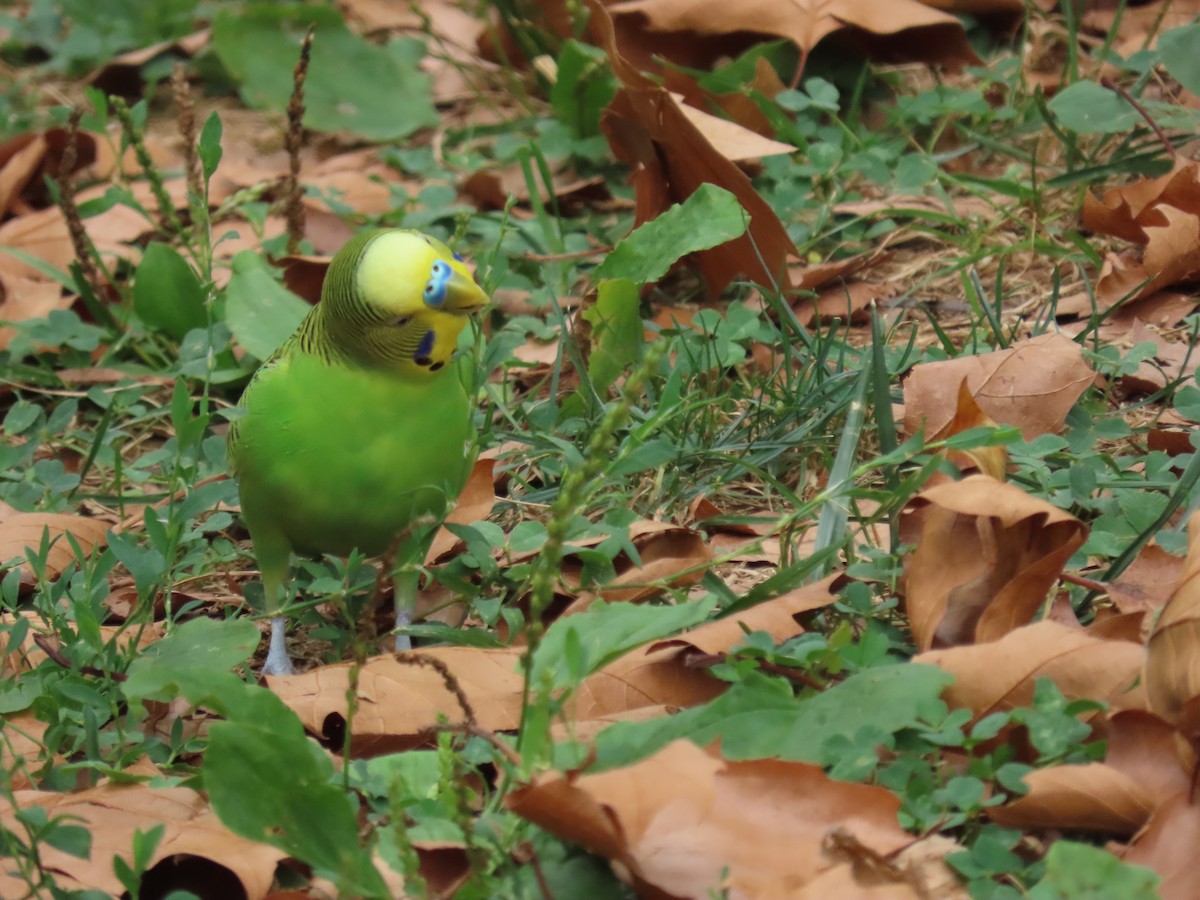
[227,229,489,675]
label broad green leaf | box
[582,278,642,394]
[205,688,390,897]
[1047,82,1137,133]
[530,596,717,693]
[593,664,954,769]
[122,617,259,704]
[551,40,614,140]
[1028,841,1159,900]
[211,5,437,141]
[1159,25,1200,96]
[224,250,310,360]
[594,183,748,284]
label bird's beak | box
[443,271,489,314]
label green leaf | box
[593,664,954,769]
[224,250,310,360]
[123,617,260,705]
[1159,25,1200,96]
[581,278,643,394]
[197,112,223,182]
[211,5,437,141]
[531,596,717,693]
[551,40,615,140]
[205,688,390,898]
[1029,841,1160,900]
[593,183,748,284]
[1047,82,1137,133]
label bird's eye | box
[423,259,453,307]
[388,315,412,328]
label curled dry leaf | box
[0,782,283,899]
[915,620,1147,719]
[902,332,1096,441]
[1065,159,1200,315]
[990,763,1151,835]
[1024,710,1185,832]
[507,739,934,900]
[0,512,110,589]
[989,711,1186,835]
[1144,512,1200,745]
[588,0,797,297]
[902,475,1087,649]
[928,379,1008,481]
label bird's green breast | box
[229,348,474,558]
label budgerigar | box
[227,229,489,675]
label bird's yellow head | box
[319,229,489,376]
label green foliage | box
[132,243,210,340]
[210,4,438,141]
[2,5,1193,896]
[1028,841,1160,900]
[223,251,310,360]
[593,184,749,284]
[0,0,198,75]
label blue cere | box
[423,260,453,307]
[414,329,435,362]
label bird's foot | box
[262,616,296,676]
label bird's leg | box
[263,617,296,676]
[253,528,297,676]
[392,566,419,653]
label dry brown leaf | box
[1066,159,1200,315]
[1082,0,1200,58]
[1108,544,1186,615]
[508,740,934,899]
[0,512,110,589]
[1123,790,1200,900]
[902,332,1096,441]
[560,522,712,614]
[991,763,1151,834]
[0,128,116,217]
[1144,512,1200,736]
[2,611,166,677]
[834,194,999,221]
[928,379,1008,480]
[988,711,1186,835]
[609,0,981,73]
[0,272,73,351]
[425,458,500,564]
[0,781,284,899]
[901,475,1087,649]
[650,573,842,657]
[269,645,722,755]
[0,713,53,790]
[915,620,1147,718]
[589,0,797,297]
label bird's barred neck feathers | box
[297,230,475,378]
